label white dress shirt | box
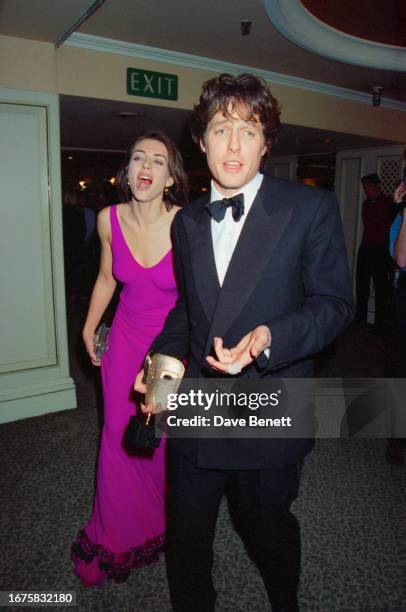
[210,172,263,286]
[209,172,270,359]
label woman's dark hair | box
[190,73,281,153]
[116,130,189,209]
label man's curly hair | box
[191,73,281,153]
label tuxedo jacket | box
[151,174,354,469]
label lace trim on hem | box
[71,529,165,579]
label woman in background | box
[385,180,406,465]
[71,131,188,585]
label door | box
[0,88,76,423]
[265,154,297,181]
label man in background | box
[355,173,395,332]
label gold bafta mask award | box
[144,352,185,409]
[126,353,185,450]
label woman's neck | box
[128,197,167,227]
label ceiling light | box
[116,112,140,119]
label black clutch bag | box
[126,413,161,449]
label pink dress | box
[71,205,178,585]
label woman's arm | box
[82,207,117,365]
[394,210,406,268]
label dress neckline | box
[114,205,172,270]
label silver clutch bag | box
[94,323,110,359]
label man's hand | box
[206,325,271,374]
[134,368,146,394]
[134,369,156,414]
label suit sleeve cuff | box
[255,326,271,369]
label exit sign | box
[127,68,178,101]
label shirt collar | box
[210,172,263,214]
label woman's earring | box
[164,187,169,195]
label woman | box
[385,180,406,465]
[71,131,188,585]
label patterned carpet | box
[0,306,405,612]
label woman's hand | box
[83,330,101,366]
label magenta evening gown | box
[71,205,178,585]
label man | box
[355,173,395,331]
[135,73,354,611]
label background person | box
[385,180,406,465]
[62,188,86,301]
[355,173,396,332]
[71,131,188,586]
[77,189,98,299]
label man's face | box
[363,182,381,199]
[200,105,267,197]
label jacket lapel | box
[207,176,293,342]
[183,195,220,323]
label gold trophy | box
[144,352,185,407]
[126,353,185,449]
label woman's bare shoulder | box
[97,205,115,239]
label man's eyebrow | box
[211,117,260,128]
[211,118,231,127]
[238,116,260,127]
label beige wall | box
[56,45,211,111]
[1,34,405,142]
[268,84,406,142]
[0,36,56,91]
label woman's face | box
[127,138,174,203]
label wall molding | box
[0,377,75,403]
[65,33,406,112]
[0,383,76,424]
[262,0,406,73]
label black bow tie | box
[205,193,245,223]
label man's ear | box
[199,138,206,154]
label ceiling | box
[1,0,405,103]
[302,0,406,48]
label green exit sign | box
[127,68,178,101]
